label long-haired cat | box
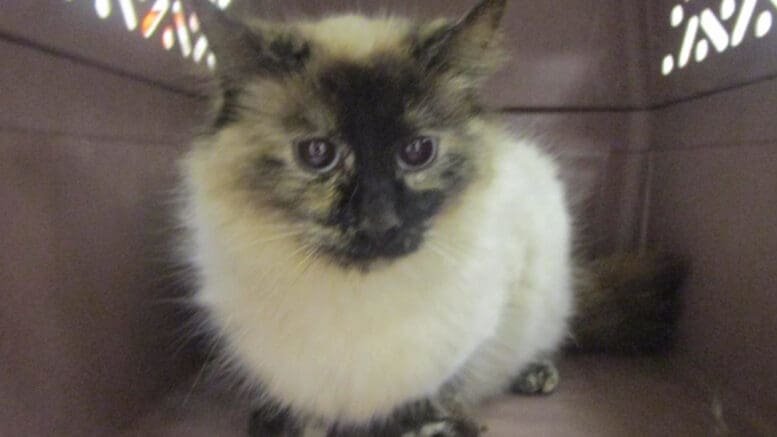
[180,1,684,435]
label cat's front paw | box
[401,418,481,437]
[510,360,559,395]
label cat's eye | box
[397,136,438,171]
[296,138,340,173]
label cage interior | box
[1,1,775,436]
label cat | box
[179,0,684,435]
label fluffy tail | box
[568,250,689,354]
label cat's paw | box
[401,419,480,437]
[510,360,559,395]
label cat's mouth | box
[320,227,425,269]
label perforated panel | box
[62,0,230,69]
[648,0,777,103]
[0,0,648,108]
[0,1,221,92]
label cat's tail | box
[567,250,689,354]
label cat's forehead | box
[295,15,415,61]
[235,13,474,132]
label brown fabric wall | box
[645,78,777,433]
[0,38,203,434]
[644,1,777,432]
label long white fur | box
[181,13,573,427]
[183,128,572,424]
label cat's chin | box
[319,234,425,271]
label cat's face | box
[191,0,505,269]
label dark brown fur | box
[569,251,689,354]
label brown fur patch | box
[569,250,689,354]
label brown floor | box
[124,355,758,437]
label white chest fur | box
[189,176,514,422]
[195,241,509,422]
[184,138,570,423]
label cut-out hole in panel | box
[67,0,229,69]
[661,0,777,76]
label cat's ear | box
[191,0,310,82]
[416,0,506,84]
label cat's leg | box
[399,418,480,437]
[330,398,481,437]
[509,359,559,395]
[394,397,481,437]
[248,402,480,437]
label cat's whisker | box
[426,240,464,268]
[168,318,212,358]
[438,241,468,264]
[180,332,223,409]
[248,229,308,246]
[428,232,470,263]
[260,243,318,300]
[290,246,321,287]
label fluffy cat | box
[180,0,682,435]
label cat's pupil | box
[398,137,437,170]
[311,142,326,157]
[298,139,338,172]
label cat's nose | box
[355,179,402,239]
[360,210,401,237]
